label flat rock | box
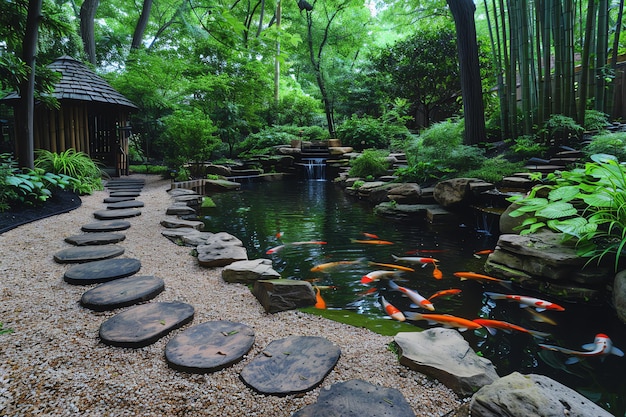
[99,301,195,348]
[106,200,145,210]
[240,335,341,395]
[168,188,198,196]
[173,194,202,205]
[204,179,241,191]
[222,259,281,283]
[94,208,142,219]
[80,275,165,311]
[165,321,255,373]
[166,205,196,216]
[196,232,248,267]
[292,379,416,417]
[53,245,125,263]
[108,191,141,197]
[160,218,205,230]
[394,328,499,397]
[103,196,136,203]
[63,258,141,285]
[81,220,131,232]
[252,279,316,313]
[64,232,126,246]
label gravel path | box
[0,174,462,416]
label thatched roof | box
[2,55,137,110]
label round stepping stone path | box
[65,232,126,246]
[103,196,136,203]
[93,208,141,220]
[63,257,141,285]
[81,219,131,232]
[108,191,141,198]
[240,335,341,395]
[99,301,195,348]
[80,275,165,311]
[106,200,145,210]
[53,245,125,263]
[165,321,255,373]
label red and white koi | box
[266,245,285,254]
[428,288,462,301]
[360,270,398,284]
[539,333,624,364]
[362,232,380,239]
[388,280,434,311]
[392,254,439,264]
[351,239,394,245]
[404,312,482,332]
[472,318,550,338]
[380,296,405,322]
[484,292,565,312]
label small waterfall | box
[301,158,326,181]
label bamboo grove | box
[483,0,625,140]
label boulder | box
[469,372,614,417]
[160,217,205,230]
[387,183,422,204]
[222,259,281,284]
[204,164,232,177]
[197,232,248,267]
[161,228,212,246]
[166,204,196,216]
[361,183,396,204]
[252,279,316,313]
[394,329,499,397]
[373,202,440,219]
[433,178,493,208]
[613,270,626,324]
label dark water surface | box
[202,179,626,415]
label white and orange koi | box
[362,232,380,239]
[351,239,394,245]
[360,270,398,284]
[291,241,327,246]
[388,280,434,311]
[472,318,550,338]
[392,255,439,264]
[539,333,624,364]
[428,289,462,301]
[404,312,482,332]
[453,272,512,288]
[380,296,405,322]
[311,260,362,272]
[484,292,565,312]
[266,245,285,254]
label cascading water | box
[301,158,326,181]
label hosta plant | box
[507,154,626,271]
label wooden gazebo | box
[1,55,138,176]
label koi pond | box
[202,178,626,415]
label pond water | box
[202,179,626,415]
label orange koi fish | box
[361,270,398,284]
[357,287,378,297]
[432,263,443,279]
[388,280,434,311]
[368,262,415,272]
[362,232,380,239]
[381,296,405,322]
[404,312,482,332]
[266,245,285,254]
[472,318,550,338]
[276,231,284,239]
[526,308,558,326]
[311,260,361,272]
[484,292,565,312]
[427,289,462,301]
[351,239,394,245]
[474,249,494,256]
[453,272,513,288]
[314,286,326,309]
[392,255,439,264]
[539,333,624,364]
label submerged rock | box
[252,279,316,313]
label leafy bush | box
[0,154,19,211]
[273,125,329,142]
[160,108,220,167]
[34,149,104,195]
[584,110,609,132]
[507,135,549,160]
[337,114,413,151]
[582,131,626,161]
[349,149,390,178]
[128,164,170,176]
[462,156,525,183]
[237,128,299,156]
[507,154,626,271]
[275,92,323,126]
[539,114,583,148]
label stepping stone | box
[103,196,136,203]
[165,321,255,373]
[292,379,416,417]
[80,275,165,311]
[65,232,126,246]
[99,301,195,348]
[240,335,341,395]
[108,191,141,198]
[53,245,125,263]
[94,208,141,220]
[106,200,145,210]
[63,258,141,285]
[81,220,131,232]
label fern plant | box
[508,154,626,271]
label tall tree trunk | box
[594,0,609,112]
[79,0,100,65]
[131,0,153,50]
[447,0,486,145]
[17,0,43,169]
[607,0,624,117]
[578,0,596,122]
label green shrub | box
[463,156,525,183]
[337,115,413,151]
[508,135,549,159]
[539,114,583,148]
[161,108,220,167]
[582,131,626,161]
[584,110,609,132]
[349,149,390,178]
[237,128,299,156]
[128,164,170,175]
[418,119,464,149]
[0,154,19,211]
[34,149,104,195]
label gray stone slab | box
[80,275,165,311]
[106,200,145,210]
[63,258,141,285]
[53,245,125,263]
[65,232,126,246]
[165,321,255,373]
[94,208,141,220]
[240,335,341,395]
[108,191,141,197]
[99,301,195,348]
[81,220,131,232]
[103,196,136,203]
[292,379,416,417]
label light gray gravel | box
[0,174,462,416]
